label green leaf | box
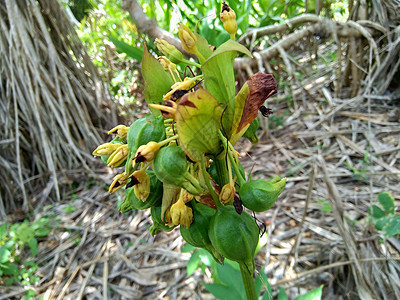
[202,39,252,136]
[141,44,174,116]
[182,244,196,253]
[187,250,201,276]
[242,118,259,143]
[198,248,214,267]
[194,32,213,61]
[294,285,323,300]
[371,204,386,219]
[108,36,143,61]
[378,192,395,214]
[16,223,35,244]
[374,215,392,231]
[202,282,245,300]
[0,247,11,263]
[34,227,51,237]
[385,215,400,237]
[278,287,289,300]
[176,89,224,161]
[28,238,38,256]
[255,268,272,299]
[215,262,246,299]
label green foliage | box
[370,192,400,237]
[0,217,52,286]
[184,245,323,300]
[316,199,332,213]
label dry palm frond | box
[0,0,117,217]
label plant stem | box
[200,156,222,208]
[239,262,257,300]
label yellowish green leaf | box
[176,89,224,161]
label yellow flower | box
[92,142,122,157]
[220,2,237,39]
[134,141,161,164]
[107,144,129,168]
[169,197,193,228]
[109,172,129,194]
[108,125,129,140]
[149,101,177,119]
[163,77,198,101]
[132,169,151,201]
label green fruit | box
[180,202,223,264]
[208,205,259,270]
[239,177,286,212]
[153,145,201,195]
[149,205,176,236]
[125,170,162,210]
[127,115,166,156]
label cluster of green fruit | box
[93,3,285,299]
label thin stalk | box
[200,156,222,208]
[218,131,246,185]
[239,263,257,300]
[181,58,201,69]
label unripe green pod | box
[127,115,166,156]
[153,145,201,195]
[149,205,176,236]
[125,170,163,210]
[208,205,259,270]
[180,202,223,264]
[239,176,286,212]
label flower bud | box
[170,197,193,229]
[155,38,184,64]
[109,172,129,194]
[92,142,122,157]
[134,141,161,164]
[107,144,129,168]
[219,183,235,204]
[108,125,129,141]
[178,23,197,54]
[158,56,177,71]
[132,169,151,201]
[220,2,237,39]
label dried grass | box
[0,0,400,299]
[0,0,117,217]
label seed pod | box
[239,177,286,212]
[153,145,201,195]
[149,205,176,236]
[180,202,223,264]
[208,205,259,271]
[124,170,163,210]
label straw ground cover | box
[1,0,400,299]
